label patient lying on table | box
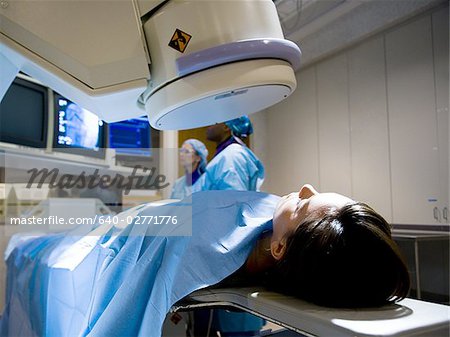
[0,184,410,337]
[245,184,410,308]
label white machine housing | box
[0,0,301,130]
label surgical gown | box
[201,144,264,191]
[0,190,280,337]
[170,174,202,200]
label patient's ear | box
[270,238,287,260]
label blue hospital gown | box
[0,190,280,337]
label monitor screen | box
[53,93,105,158]
[0,77,48,148]
[108,117,152,157]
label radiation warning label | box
[168,29,192,53]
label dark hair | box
[267,202,410,307]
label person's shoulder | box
[172,176,186,189]
[227,143,261,163]
[171,176,187,197]
[206,145,242,166]
[226,143,245,152]
[206,144,258,173]
[221,143,255,158]
[174,175,185,183]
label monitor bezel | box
[0,77,49,148]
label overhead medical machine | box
[0,0,301,130]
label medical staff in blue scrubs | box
[201,116,264,191]
[170,139,208,199]
[194,116,266,337]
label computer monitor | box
[53,92,105,158]
[0,77,48,148]
[108,117,152,158]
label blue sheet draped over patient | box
[0,190,280,337]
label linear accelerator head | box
[141,0,301,130]
[0,0,301,130]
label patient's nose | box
[299,184,318,199]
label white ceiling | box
[274,0,447,67]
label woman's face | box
[271,184,353,259]
[179,143,200,170]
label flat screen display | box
[108,117,152,157]
[53,93,105,158]
[0,77,48,148]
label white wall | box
[254,5,448,225]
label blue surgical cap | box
[184,139,208,173]
[225,116,253,138]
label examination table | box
[2,191,449,337]
[173,287,450,337]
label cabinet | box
[264,6,448,225]
[386,15,444,225]
[264,68,320,195]
[432,7,449,224]
[348,37,392,222]
[316,54,352,196]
